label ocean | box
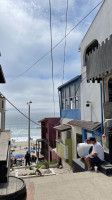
[5,110,59,142]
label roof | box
[58,75,81,90]
[0,65,5,83]
[36,138,44,142]
[67,120,101,131]
[38,117,60,123]
[36,138,48,144]
[54,124,71,132]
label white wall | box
[61,118,82,160]
[79,0,112,123]
[81,74,101,122]
[80,0,112,67]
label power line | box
[49,0,55,117]
[0,92,41,126]
[0,75,87,129]
[62,0,68,84]
[7,1,103,83]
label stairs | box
[72,158,87,173]
[72,151,112,176]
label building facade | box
[54,1,112,168]
[54,76,82,169]
[38,118,60,162]
[79,0,112,150]
[0,62,26,200]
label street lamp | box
[27,101,32,154]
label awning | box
[54,124,71,132]
[36,138,44,142]
[67,120,101,131]
[36,138,48,144]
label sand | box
[11,140,37,155]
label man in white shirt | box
[84,136,104,171]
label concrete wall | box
[61,118,82,167]
[80,0,112,67]
[79,1,112,123]
[81,72,101,122]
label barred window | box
[61,83,80,110]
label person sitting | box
[84,136,104,171]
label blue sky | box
[0,0,103,115]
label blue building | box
[54,73,103,169]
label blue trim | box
[58,75,81,91]
[61,109,81,120]
[100,82,103,144]
[82,128,103,145]
[58,90,61,117]
[82,129,87,142]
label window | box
[108,78,112,102]
[65,88,70,110]
[70,83,80,109]
[84,40,98,66]
[61,83,80,110]
[61,89,65,109]
[2,101,4,109]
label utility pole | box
[27,101,32,154]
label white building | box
[54,0,112,169]
[79,0,112,150]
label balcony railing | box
[56,141,68,160]
[56,139,72,166]
[86,35,112,82]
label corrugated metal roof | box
[67,120,101,131]
[54,124,71,132]
[58,75,81,90]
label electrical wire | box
[62,0,68,84]
[49,0,55,117]
[0,75,87,130]
[7,0,103,83]
[0,92,41,126]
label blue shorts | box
[89,156,103,164]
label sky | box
[0,0,103,117]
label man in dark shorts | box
[84,136,104,171]
[25,151,30,166]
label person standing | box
[25,151,30,166]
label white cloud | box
[0,0,103,114]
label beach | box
[11,140,38,155]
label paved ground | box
[24,170,112,200]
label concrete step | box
[72,158,112,176]
[72,158,87,172]
[98,161,112,176]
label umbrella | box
[26,149,35,153]
[14,154,25,159]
